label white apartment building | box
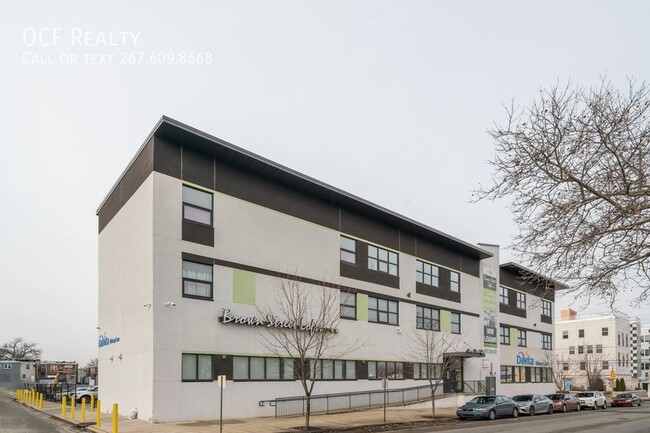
[640,324,650,390]
[555,309,638,391]
[97,117,561,422]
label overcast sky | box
[2,1,649,364]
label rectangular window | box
[499,286,509,305]
[596,344,603,354]
[232,356,294,381]
[587,345,593,354]
[182,185,213,226]
[416,260,438,286]
[416,306,440,331]
[182,260,213,299]
[518,329,527,347]
[181,354,213,381]
[542,333,552,350]
[578,345,584,354]
[562,363,569,371]
[562,330,568,339]
[340,291,356,319]
[569,346,575,355]
[516,292,526,309]
[602,327,608,336]
[310,360,356,380]
[451,312,461,334]
[580,362,586,370]
[369,245,398,276]
[500,326,510,345]
[500,365,513,383]
[603,361,609,370]
[450,271,460,293]
[413,363,441,380]
[541,300,551,317]
[340,236,356,264]
[367,361,403,379]
[368,296,398,325]
[578,329,584,338]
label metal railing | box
[261,380,486,418]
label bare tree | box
[257,276,361,429]
[408,329,461,417]
[0,337,42,360]
[474,77,650,306]
[546,352,575,391]
[86,358,98,368]
[579,351,607,391]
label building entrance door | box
[443,357,463,393]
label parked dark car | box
[546,393,581,412]
[611,393,641,407]
[511,394,554,416]
[457,395,519,420]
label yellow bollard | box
[112,403,118,433]
[96,400,101,427]
[39,393,43,408]
[71,396,76,420]
[91,393,95,410]
[81,397,86,422]
[62,396,67,417]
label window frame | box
[451,312,461,334]
[232,356,295,381]
[367,361,404,380]
[541,300,551,317]
[340,291,357,320]
[578,329,584,338]
[182,185,213,227]
[500,325,510,345]
[450,271,460,293]
[499,286,509,305]
[368,296,399,325]
[602,327,609,336]
[182,260,214,300]
[515,292,526,309]
[517,329,527,347]
[541,333,552,350]
[368,245,398,276]
[416,259,439,287]
[181,353,213,382]
[416,305,440,331]
[340,236,356,264]
[310,359,356,381]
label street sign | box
[610,369,617,380]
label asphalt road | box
[0,394,77,433]
[394,405,650,433]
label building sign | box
[219,308,336,335]
[516,352,549,367]
[98,332,121,348]
[482,268,497,352]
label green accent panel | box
[440,310,452,332]
[233,269,256,305]
[356,294,368,321]
[510,327,518,345]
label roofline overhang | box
[500,262,569,291]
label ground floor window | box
[500,365,552,383]
[182,354,213,381]
[413,363,442,380]
[310,359,356,380]
[368,361,404,379]
[233,356,294,381]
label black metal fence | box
[26,383,83,404]
[262,380,487,418]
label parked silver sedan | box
[511,394,554,416]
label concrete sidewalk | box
[10,393,457,433]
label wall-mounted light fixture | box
[165,302,176,307]
[109,356,114,362]
[143,303,152,308]
[118,353,123,360]
[406,292,411,298]
[221,354,227,360]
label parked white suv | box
[575,391,606,409]
[75,386,98,403]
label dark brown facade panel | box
[417,239,480,278]
[403,362,414,379]
[98,138,155,233]
[213,354,233,379]
[459,255,480,278]
[153,136,182,179]
[500,268,555,301]
[356,360,368,380]
[182,146,215,189]
[182,251,215,265]
[415,282,461,303]
[541,315,552,324]
[340,208,399,250]
[182,221,215,247]
[499,303,527,319]
[214,160,339,231]
[399,231,416,256]
[339,241,400,289]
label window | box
[340,236,356,264]
[499,286,509,305]
[541,300,551,317]
[569,346,575,355]
[602,361,609,370]
[542,333,552,350]
[340,291,356,319]
[182,354,213,381]
[562,363,569,371]
[182,260,213,299]
[233,356,294,381]
[450,271,460,293]
[413,363,441,379]
[587,345,593,354]
[451,312,461,334]
[368,296,398,325]
[500,366,513,383]
[517,329,527,347]
[578,329,584,338]
[182,185,213,226]
[367,361,403,379]
[2,364,12,369]
[416,260,438,286]
[602,327,608,336]
[596,344,603,354]
[578,345,584,354]
[516,292,526,309]
[579,362,586,370]
[500,326,510,345]
[416,306,440,331]
[311,360,356,380]
[562,330,568,339]
[369,245,398,276]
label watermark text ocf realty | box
[23,27,141,47]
